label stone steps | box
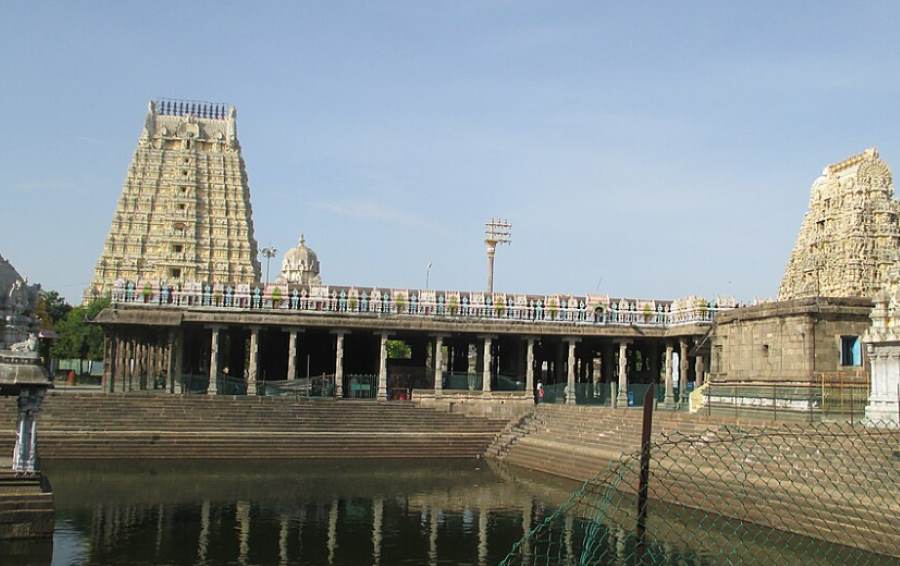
[0,394,507,460]
[0,472,54,539]
[487,404,900,559]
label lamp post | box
[425,262,432,290]
[484,218,511,293]
[261,246,277,286]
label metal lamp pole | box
[426,262,432,290]
[484,218,511,293]
[261,246,277,285]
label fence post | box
[707,381,711,418]
[734,385,738,419]
[635,385,655,564]
[773,384,777,422]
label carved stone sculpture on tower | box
[779,148,900,300]
[85,99,262,301]
[0,253,40,349]
[275,234,322,286]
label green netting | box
[500,420,900,565]
[445,372,483,390]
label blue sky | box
[3,2,900,304]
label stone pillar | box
[208,327,220,396]
[664,342,675,408]
[482,336,493,393]
[126,338,135,392]
[173,330,184,394]
[864,344,900,426]
[103,335,116,393]
[565,338,578,404]
[434,335,444,395]
[135,341,145,390]
[679,338,689,406]
[525,337,535,397]
[695,353,705,387]
[115,335,126,393]
[378,333,389,400]
[333,331,345,398]
[248,327,259,396]
[286,329,298,381]
[616,340,630,406]
[12,388,45,474]
[166,330,177,393]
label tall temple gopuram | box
[779,147,900,300]
[85,99,261,300]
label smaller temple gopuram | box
[275,234,322,286]
[779,147,900,300]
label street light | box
[261,246,277,286]
[425,262,432,290]
[484,218,511,293]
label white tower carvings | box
[86,99,261,300]
[779,148,900,300]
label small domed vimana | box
[1,4,898,565]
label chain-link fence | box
[501,396,900,565]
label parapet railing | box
[700,380,873,423]
[106,280,736,328]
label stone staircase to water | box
[0,469,53,539]
[0,394,508,460]
[488,404,725,481]
[486,404,900,559]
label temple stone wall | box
[779,148,900,300]
[711,298,871,383]
[86,99,261,300]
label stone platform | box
[0,460,53,540]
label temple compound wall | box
[85,99,261,301]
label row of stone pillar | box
[104,326,706,404]
[103,331,182,394]
[559,338,706,407]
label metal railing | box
[701,380,875,422]
[107,279,733,329]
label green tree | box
[51,297,110,361]
[386,339,411,359]
[35,290,72,329]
